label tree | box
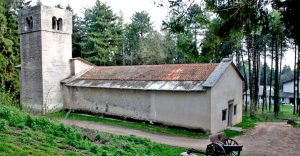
[273,0,300,115]
[124,11,152,65]
[280,65,293,82]
[163,32,177,64]
[268,10,286,116]
[163,2,209,63]
[203,0,269,116]
[0,0,30,98]
[81,0,123,66]
[138,31,167,64]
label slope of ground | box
[0,106,186,156]
[59,119,210,150]
[60,119,300,156]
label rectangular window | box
[222,109,227,121]
[234,105,237,115]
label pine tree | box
[0,2,20,92]
[81,0,123,66]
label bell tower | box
[19,5,72,114]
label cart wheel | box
[223,139,238,145]
[223,139,240,156]
[206,143,226,156]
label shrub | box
[0,119,7,131]
[0,90,18,106]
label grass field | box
[48,111,209,138]
[0,105,188,156]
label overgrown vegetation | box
[223,129,244,138]
[0,94,187,155]
[49,111,208,138]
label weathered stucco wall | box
[210,65,243,133]
[149,91,211,131]
[283,81,297,93]
[19,6,43,113]
[20,31,43,113]
[70,59,93,76]
[63,86,212,131]
[41,6,72,113]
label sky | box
[30,0,295,69]
[31,0,169,31]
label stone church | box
[18,5,243,133]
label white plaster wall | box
[64,87,152,119]
[70,59,93,76]
[210,65,243,133]
[63,86,212,132]
[40,5,72,34]
[42,32,71,113]
[40,6,72,113]
[283,81,296,93]
[150,91,211,131]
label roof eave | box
[202,58,244,88]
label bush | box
[0,90,18,106]
[0,119,7,131]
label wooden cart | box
[181,132,243,156]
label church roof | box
[63,58,242,91]
[77,63,218,81]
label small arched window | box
[52,16,57,30]
[25,16,33,31]
[57,18,63,31]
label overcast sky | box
[30,0,295,68]
[31,0,169,31]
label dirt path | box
[235,122,300,156]
[59,120,300,155]
[59,119,210,150]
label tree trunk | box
[274,37,280,117]
[296,43,300,115]
[269,37,274,112]
[250,34,256,117]
[255,36,260,110]
[294,41,297,115]
[262,44,267,112]
[246,36,253,113]
[278,41,283,106]
[247,36,252,114]
[241,49,248,112]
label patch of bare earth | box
[235,122,300,156]
[59,119,300,156]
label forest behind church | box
[0,0,300,117]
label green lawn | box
[48,111,208,139]
[0,105,188,156]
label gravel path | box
[59,119,210,150]
[59,119,300,155]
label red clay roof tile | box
[78,63,219,81]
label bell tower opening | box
[57,18,63,30]
[52,16,57,29]
[25,16,33,31]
